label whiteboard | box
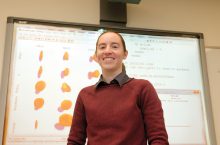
[0,17,217,145]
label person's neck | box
[102,69,122,84]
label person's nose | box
[103,45,112,54]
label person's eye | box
[112,44,119,49]
[98,45,106,49]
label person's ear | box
[123,51,128,59]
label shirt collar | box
[95,70,130,88]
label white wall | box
[206,48,220,145]
[0,0,220,144]
[127,0,220,47]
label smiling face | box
[95,32,128,74]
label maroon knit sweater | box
[67,78,169,145]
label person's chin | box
[102,64,115,71]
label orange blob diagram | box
[61,68,69,78]
[34,98,44,110]
[39,50,43,61]
[63,52,69,60]
[61,83,71,92]
[35,120,38,129]
[193,90,200,94]
[89,54,96,62]
[88,70,100,79]
[59,114,72,126]
[35,80,46,94]
[61,100,72,110]
[37,66,43,78]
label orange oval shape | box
[35,80,46,93]
[37,66,43,78]
[61,83,71,92]
[61,100,72,110]
[39,51,43,61]
[59,114,72,126]
[34,98,44,110]
[63,52,69,60]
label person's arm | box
[67,95,87,145]
[140,81,169,145]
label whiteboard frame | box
[0,16,217,145]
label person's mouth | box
[103,57,115,61]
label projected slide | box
[3,23,209,145]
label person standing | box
[67,31,169,145]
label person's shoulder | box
[128,78,157,91]
[79,84,95,93]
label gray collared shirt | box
[95,70,131,88]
